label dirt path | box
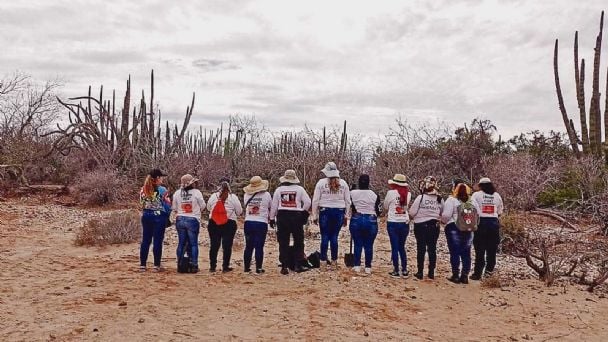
[1,201,607,341]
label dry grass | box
[75,211,140,246]
[73,170,133,206]
[481,272,515,289]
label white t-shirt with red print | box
[471,191,504,218]
[172,188,206,221]
[243,191,273,223]
[384,189,412,223]
[270,184,311,219]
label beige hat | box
[279,169,300,184]
[180,174,199,187]
[479,177,492,184]
[321,162,340,178]
[388,174,408,186]
[243,176,269,194]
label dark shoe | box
[470,273,482,281]
[244,268,252,273]
[459,274,469,284]
[222,267,234,273]
[447,273,460,284]
[414,271,423,280]
[484,271,494,278]
[280,267,289,275]
[402,270,410,278]
[256,269,265,274]
[190,266,200,274]
[209,267,216,273]
[427,269,435,280]
[389,271,400,278]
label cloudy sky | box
[1,0,606,139]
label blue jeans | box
[140,210,167,267]
[176,216,200,267]
[349,213,378,267]
[445,223,473,275]
[243,221,269,270]
[319,207,345,261]
[387,221,410,272]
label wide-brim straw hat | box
[180,174,199,187]
[279,169,300,184]
[479,177,492,184]
[321,162,340,178]
[243,176,269,194]
[388,173,408,186]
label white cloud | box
[0,0,606,140]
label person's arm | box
[383,191,391,212]
[196,190,206,212]
[207,193,217,212]
[301,187,312,211]
[408,195,421,219]
[232,194,243,216]
[471,192,482,215]
[343,180,352,219]
[265,193,273,221]
[496,193,504,216]
[374,193,381,217]
[311,182,321,218]
[269,189,279,220]
[171,191,178,211]
[440,198,453,224]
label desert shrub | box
[75,211,140,246]
[480,272,514,289]
[500,212,526,254]
[73,169,134,206]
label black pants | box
[413,220,440,272]
[473,217,500,275]
[208,219,237,270]
[276,210,306,268]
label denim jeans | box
[445,223,473,275]
[243,221,269,270]
[413,220,440,272]
[176,216,200,267]
[208,219,238,270]
[319,207,345,261]
[473,217,500,275]
[387,221,410,272]
[140,210,167,267]
[349,213,378,267]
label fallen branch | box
[530,209,579,231]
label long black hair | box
[479,182,496,195]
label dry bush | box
[483,153,560,210]
[481,272,514,289]
[73,169,133,206]
[500,212,527,254]
[75,211,140,246]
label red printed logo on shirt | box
[482,205,495,214]
[181,203,193,213]
[280,191,297,208]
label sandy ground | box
[1,199,608,342]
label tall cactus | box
[554,11,604,159]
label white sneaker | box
[364,267,372,274]
[353,266,361,273]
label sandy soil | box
[1,199,607,342]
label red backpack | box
[211,196,229,225]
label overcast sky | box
[1,0,606,139]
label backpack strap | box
[245,191,261,208]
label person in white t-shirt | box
[311,162,351,266]
[383,173,412,278]
[470,177,504,280]
[440,179,474,284]
[172,174,206,273]
[349,174,381,274]
[207,180,243,273]
[270,169,312,275]
[408,176,443,280]
[242,176,273,274]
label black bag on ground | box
[177,240,192,273]
[343,236,355,267]
[307,251,321,268]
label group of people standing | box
[138,162,504,284]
